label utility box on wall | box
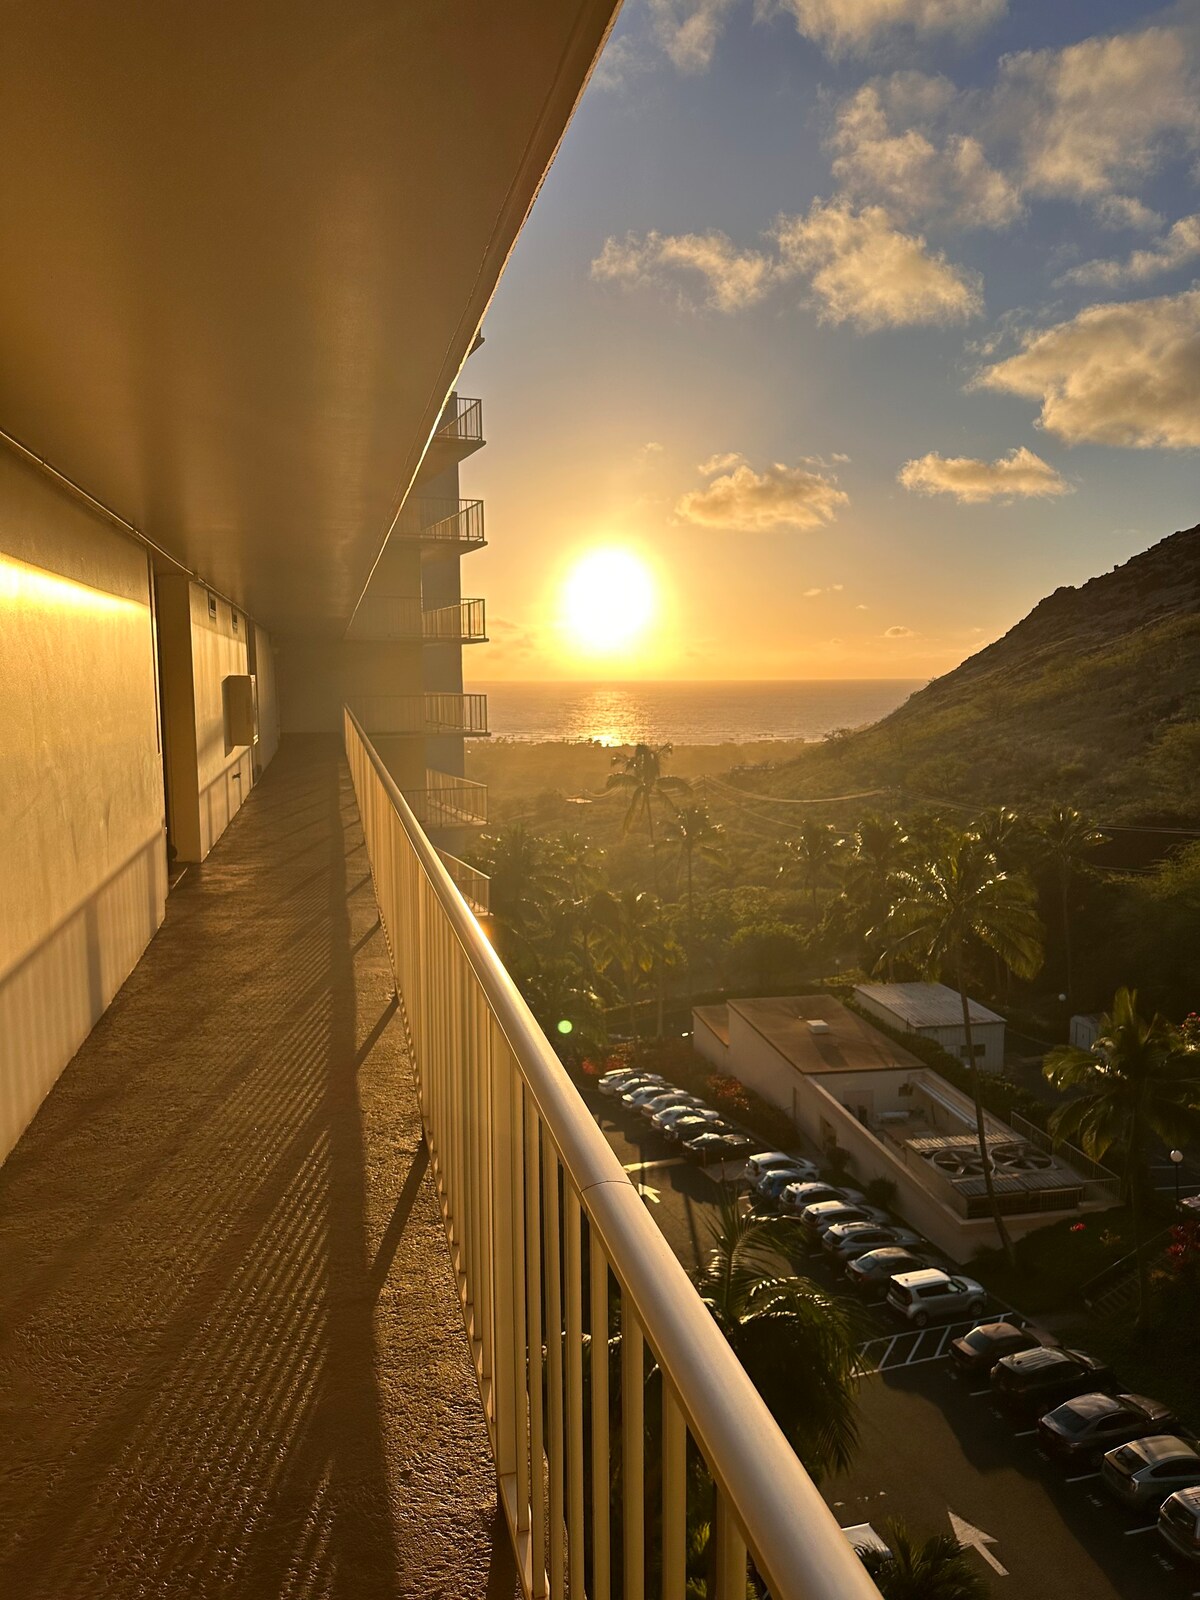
[223,674,258,750]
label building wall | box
[0,449,167,1161]
[157,576,256,863]
[276,639,425,734]
[692,1012,729,1073]
[920,1022,1005,1074]
[250,620,280,772]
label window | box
[207,591,217,620]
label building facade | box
[854,980,1007,1073]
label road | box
[583,1083,1200,1599]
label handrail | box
[395,497,486,546]
[404,770,489,829]
[434,394,484,444]
[345,596,487,643]
[344,706,881,1600]
[351,692,489,736]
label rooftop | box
[727,995,923,1077]
[854,981,1004,1029]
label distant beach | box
[466,679,921,747]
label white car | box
[653,1103,719,1133]
[822,1222,923,1262]
[780,1180,865,1215]
[622,1082,673,1109]
[640,1090,703,1120]
[886,1267,987,1327]
[597,1071,658,1098]
[745,1152,820,1191]
[799,1200,889,1246]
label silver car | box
[822,1221,923,1262]
[1158,1486,1200,1564]
[1102,1436,1200,1512]
[886,1267,987,1327]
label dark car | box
[949,1318,1041,1377]
[664,1113,728,1144]
[683,1130,754,1164]
[991,1347,1114,1415]
[1038,1393,1178,1467]
[844,1248,932,1300]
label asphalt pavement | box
[582,1082,1200,1599]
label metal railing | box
[395,497,486,547]
[404,770,489,830]
[435,847,491,914]
[347,596,487,643]
[434,394,484,446]
[352,692,489,736]
[1011,1113,1122,1204]
[425,598,487,642]
[344,706,880,1600]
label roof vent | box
[806,1019,831,1034]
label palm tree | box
[856,1521,987,1600]
[778,818,844,920]
[1034,806,1107,1006]
[593,888,676,1037]
[662,804,725,925]
[843,815,911,970]
[475,824,565,968]
[1043,988,1200,1329]
[878,832,1044,1264]
[606,743,691,891]
[690,1193,861,1478]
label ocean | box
[466,680,922,746]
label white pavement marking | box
[933,1327,954,1357]
[906,1333,930,1364]
[969,1388,990,1397]
[948,1510,1009,1577]
[1014,1429,1037,1438]
[1066,1471,1100,1483]
[1123,1525,1159,1536]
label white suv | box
[886,1267,987,1327]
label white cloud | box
[1095,194,1164,233]
[774,200,982,330]
[1058,215,1200,288]
[802,582,845,596]
[831,80,1021,229]
[699,450,745,474]
[994,26,1200,208]
[591,34,648,92]
[898,446,1071,501]
[590,230,775,312]
[976,288,1200,449]
[766,0,1005,55]
[884,625,916,638]
[675,459,849,531]
[648,0,738,72]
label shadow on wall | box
[0,742,422,1599]
[0,830,166,1162]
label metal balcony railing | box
[344,705,881,1600]
[403,770,488,830]
[434,394,484,446]
[435,847,490,915]
[348,596,487,643]
[351,693,489,737]
[395,497,486,548]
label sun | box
[561,548,657,656]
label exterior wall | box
[250,620,280,772]
[920,1021,1005,1074]
[275,639,425,733]
[0,449,166,1160]
[157,577,255,863]
[692,1012,729,1073]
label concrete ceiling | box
[0,2,617,638]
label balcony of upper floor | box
[392,497,486,554]
[347,597,487,644]
[415,395,485,480]
[352,691,489,737]
[402,770,488,831]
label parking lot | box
[583,1077,1200,1598]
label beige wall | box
[157,576,256,862]
[276,639,425,734]
[0,450,167,1161]
[251,620,280,772]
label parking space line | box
[932,1327,954,1357]
[905,1333,930,1364]
[1123,1525,1158,1537]
[969,1388,990,1397]
[1065,1472,1100,1483]
[1014,1429,1036,1438]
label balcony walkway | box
[0,736,513,1600]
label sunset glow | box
[561,548,657,657]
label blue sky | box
[462,0,1199,681]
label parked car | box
[653,1103,717,1133]
[822,1222,923,1263]
[1158,1486,1200,1564]
[597,1070,652,1098]
[948,1318,1041,1376]
[623,1082,676,1109]
[664,1111,726,1143]
[886,1268,987,1327]
[780,1180,863,1215]
[1102,1437,1200,1512]
[845,1248,935,1300]
[684,1130,755,1164]
[799,1201,887,1247]
[745,1152,820,1190]
[990,1347,1114,1415]
[640,1090,703,1119]
[1038,1393,1178,1467]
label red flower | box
[1070,1222,1087,1233]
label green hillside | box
[756,523,1200,824]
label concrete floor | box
[0,736,515,1600]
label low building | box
[853,981,1006,1073]
[1070,1014,1103,1050]
[695,995,1109,1260]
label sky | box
[461,0,1200,683]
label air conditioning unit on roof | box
[806,1019,830,1034]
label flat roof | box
[693,1005,730,1047]
[726,995,922,1077]
[854,982,1003,1029]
